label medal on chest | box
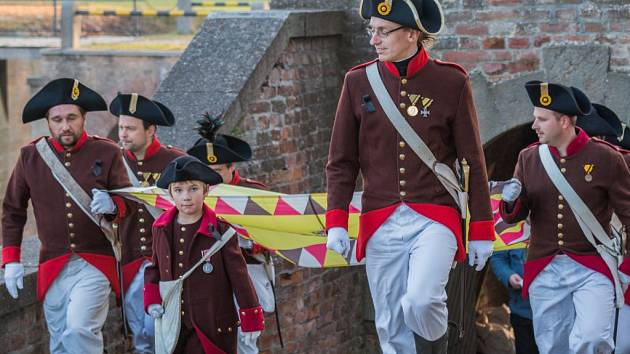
[200,248,214,273]
[407,94,434,118]
[583,164,594,182]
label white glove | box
[501,178,522,203]
[147,304,164,318]
[468,240,493,271]
[90,188,117,215]
[242,330,261,342]
[326,227,350,257]
[4,262,24,299]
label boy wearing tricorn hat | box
[325,0,495,352]
[144,155,264,354]
[500,81,630,353]
[112,93,185,353]
[2,78,131,353]
[187,114,276,354]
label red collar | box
[229,170,241,185]
[154,204,218,237]
[549,128,590,157]
[49,130,89,153]
[383,47,429,78]
[125,137,162,161]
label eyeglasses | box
[366,26,405,39]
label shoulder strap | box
[365,63,463,212]
[538,144,624,307]
[35,138,122,260]
[181,227,237,281]
[122,155,163,219]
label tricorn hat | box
[525,81,592,116]
[577,103,622,139]
[360,0,444,35]
[22,78,107,123]
[156,155,223,189]
[186,113,252,165]
[109,93,175,126]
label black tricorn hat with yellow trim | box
[22,78,107,123]
[156,155,223,188]
[525,81,592,117]
[577,103,622,139]
[360,0,444,35]
[186,113,252,165]
[109,93,175,126]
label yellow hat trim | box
[71,79,80,101]
[539,82,552,106]
[206,143,217,163]
[129,93,138,114]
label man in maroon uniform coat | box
[500,82,630,353]
[112,93,185,353]
[2,78,130,353]
[324,1,495,352]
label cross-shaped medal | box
[420,108,430,118]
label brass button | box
[400,191,407,197]
[139,218,145,223]
[140,228,146,233]
[181,299,184,304]
[69,232,75,238]
[399,154,405,160]
[65,202,72,208]
[68,223,74,228]
[399,141,406,148]
[558,240,564,246]
[399,102,406,109]
[138,208,144,213]
[64,161,71,167]
[558,204,564,210]
[400,91,407,97]
[557,214,563,219]
[181,311,185,316]
[70,243,76,249]
[65,192,70,198]
[138,161,143,166]
[401,78,408,84]
[558,195,564,201]
[180,226,186,232]
[399,168,405,174]
[178,262,183,268]
[140,245,147,251]
[558,233,563,239]
[218,328,222,333]
[178,250,184,256]
[67,213,73,218]
[560,167,566,173]
[560,158,566,163]
[558,223,563,229]
[399,180,406,187]
[179,238,185,243]
[137,171,143,176]
[65,152,71,158]
[140,237,147,242]
[228,327,232,332]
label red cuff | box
[239,306,265,332]
[620,257,630,276]
[144,282,162,313]
[325,209,349,231]
[499,198,521,222]
[112,195,127,222]
[2,246,21,266]
[468,220,495,241]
